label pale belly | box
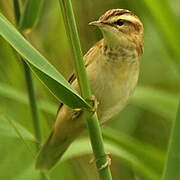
[87,59,139,123]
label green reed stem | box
[13,1,48,179]
[13,0,42,147]
[59,0,112,179]
[22,61,41,143]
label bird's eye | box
[114,19,125,26]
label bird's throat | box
[102,39,138,63]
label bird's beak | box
[88,20,103,26]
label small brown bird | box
[36,9,144,171]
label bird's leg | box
[72,95,99,119]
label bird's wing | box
[56,39,103,114]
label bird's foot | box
[73,95,98,119]
[89,152,112,170]
[98,154,111,171]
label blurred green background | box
[0,0,180,179]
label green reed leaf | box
[0,13,90,110]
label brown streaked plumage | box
[36,9,144,171]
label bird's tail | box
[35,130,71,171]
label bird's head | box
[89,9,144,55]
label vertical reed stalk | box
[59,0,112,179]
[22,61,41,143]
[13,0,41,149]
[13,1,48,179]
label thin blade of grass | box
[22,60,42,141]
[0,115,36,156]
[0,13,90,110]
[162,101,180,180]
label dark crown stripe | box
[99,9,134,21]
